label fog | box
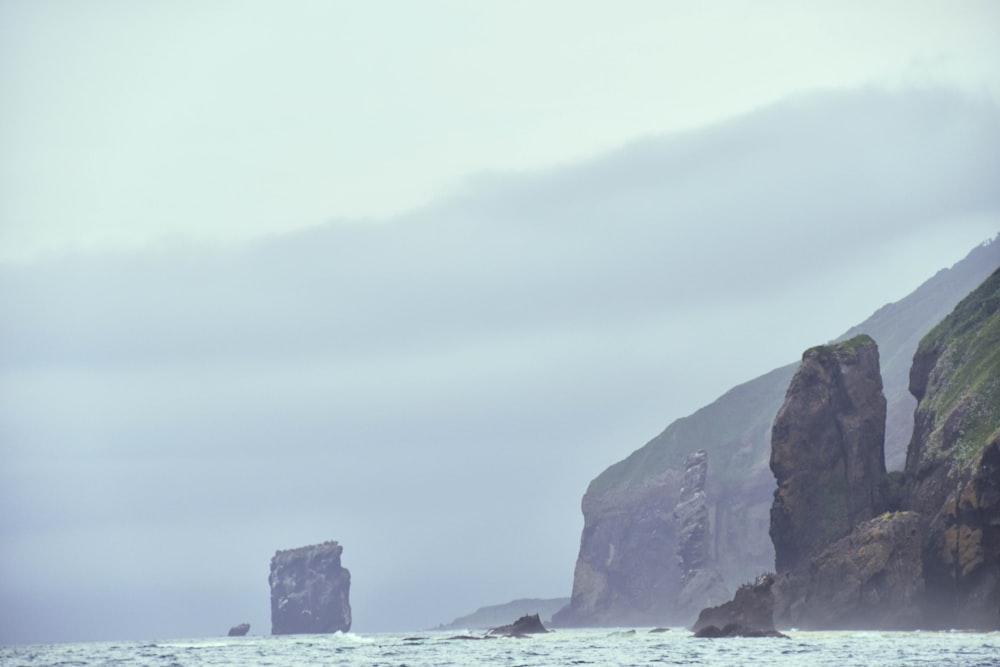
[1,80,999,642]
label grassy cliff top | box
[803,334,877,360]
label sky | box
[1,0,1000,645]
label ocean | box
[2,628,998,666]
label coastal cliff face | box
[904,267,1000,629]
[552,472,683,626]
[269,540,352,635]
[556,241,999,628]
[553,370,788,627]
[769,335,887,573]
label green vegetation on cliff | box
[913,267,1000,471]
[904,263,1000,630]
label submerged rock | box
[227,622,250,637]
[269,540,352,635]
[693,623,788,639]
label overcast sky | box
[1,1,1000,645]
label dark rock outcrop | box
[765,337,929,629]
[269,540,352,635]
[227,622,250,636]
[693,623,788,638]
[556,239,1000,628]
[769,335,887,574]
[486,613,548,637]
[673,451,729,618]
[774,511,924,628]
[904,266,1000,629]
[437,597,568,631]
[692,573,776,633]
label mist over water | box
[3,629,998,667]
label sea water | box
[2,628,998,666]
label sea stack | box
[673,450,729,619]
[269,540,352,634]
[769,335,887,573]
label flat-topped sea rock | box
[269,540,352,635]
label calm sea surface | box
[3,628,998,666]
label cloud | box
[5,87,998,366]
[1,85,998,641]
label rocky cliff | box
[904,266,1000,629]
[769,335,887,573]
[556,238,999,627]
[703,338,924,629]
[269,540,352,635]
[731,265,999,630]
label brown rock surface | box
[774,511,924,628]
[692,572,777,633]
[769,335,888,574]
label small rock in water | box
[693,623,788,638]
[227,623,250,637]
[487,613,548,637]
